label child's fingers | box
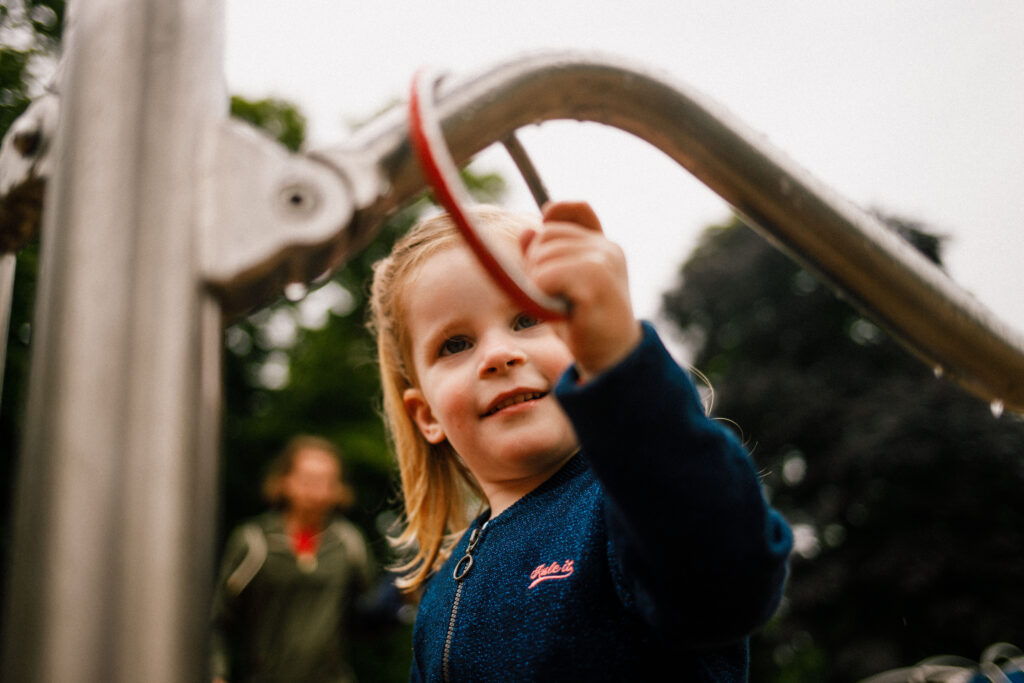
[542,201,603,233]
[525,222,617,270]
[520,221,599,268]
[527,202,641,378]
[524,224,628,311]
[518,227,537,255]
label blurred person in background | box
[210,435,377,683]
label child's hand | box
[520,201,642,381]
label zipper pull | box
[452,525,484,582]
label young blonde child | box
[368,201,792,681]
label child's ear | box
[403,388,446,444]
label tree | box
[0,0,63,133]
[661,215,1024,681]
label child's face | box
[402,239,579,504]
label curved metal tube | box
[315,50,1024,412]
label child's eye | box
[439,336,471,357]
[513,313,541,331]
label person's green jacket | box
[210,511,374,683]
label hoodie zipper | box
[442,521,487,683]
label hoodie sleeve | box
[554,321,793,644]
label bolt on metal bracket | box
[201,119,366,318]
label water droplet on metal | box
[990,400,1004,419]
[284,282,308,302]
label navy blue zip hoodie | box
[410,323,793,682]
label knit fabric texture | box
[410,323,793,682]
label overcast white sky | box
[224,1,1024,338]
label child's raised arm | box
[526,202,792,641]
[520,201,643,382]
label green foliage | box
[0,0,65,45]
[0,1,64,128]
[229,96,307,152]
[0,50,32,132]
[662,215,1024,681]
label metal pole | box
[2,0,225,680]
[0,254,14,405]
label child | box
[368,201,793,681]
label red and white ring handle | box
[407,69,569,320]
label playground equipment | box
[1,1,1022,681]
[859,642,1024,683]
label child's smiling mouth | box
[482,391,547,417]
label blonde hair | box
[262,434,355,511]
[368,205,540,592]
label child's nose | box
[478,341,527,377]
